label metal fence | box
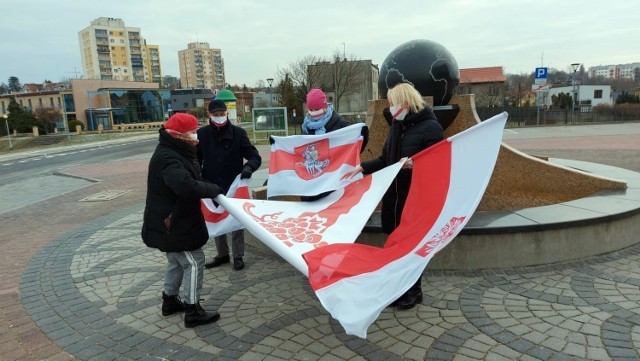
[475,106,640,127]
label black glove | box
[240,166,253,179]
[269,136,275,145]
[210,184,223,198]
[382,107,393,126]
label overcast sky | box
[2,0,638,87]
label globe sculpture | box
[378,39,460,106]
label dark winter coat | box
[141,128,223,252]
[360,106,444,234]
[196,122,262,192]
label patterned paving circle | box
[21,204,640,360]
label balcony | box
[97,46,110,53]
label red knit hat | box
[164,113,198,133]
[307,88,327,109]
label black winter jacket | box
[360,106,444,234]
[141,128,223,252]
[196,122,262,192]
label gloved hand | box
[382,107,393,126]
[210,184,223,198]
[240,166,253,179]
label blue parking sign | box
[535,67,548,79]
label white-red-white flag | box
[267,123,365,198]
[216,112,507,339]
[302,112,508,338]
[201,175,250,237]
[215,162,403,274]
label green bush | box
[68,120,84,131]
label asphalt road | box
[0,138,156,214]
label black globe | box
[379,39,460,106]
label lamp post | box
[570,63,580,123]
[3,113,12,150]
[266,78,274,107]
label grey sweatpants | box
[213,229,244,258]
[164,248,205,305]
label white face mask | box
[308,109,325,119]
[187,132,198,141]
[389,105,408,121]
[210,116,227,126]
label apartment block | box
[78,17,162,84]
[178,42,226,90]
[588,63,640,80]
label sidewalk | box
[2,125,640,360]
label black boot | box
[184,302,220,328]
[396,279,423,310]
[396,290,423,310]
[161,292,185,316]
[233,257,245,270]
[205,255,230,269]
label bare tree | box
[34,107,61,134]
[276,55,325,100]
[330,50,363,112]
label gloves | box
[382,107,393,126]
[209,184,223,198]
[240,166,253,179]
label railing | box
[474,106,640,127]
[113,122,164,132]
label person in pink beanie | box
[300,88,369,201]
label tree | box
[329,50,363,112]
[6,98,37,133]
[8,76,21,92]
[277,74,301,122]
[276,55,325,108]
[616,91,640,105]
[34,107,62,134]
[551,92,573,109]
[0,82,8,95]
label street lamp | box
[571,63,580,123]
[266,78,274,107]
[3,113,12,150]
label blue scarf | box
[302,104,334,135]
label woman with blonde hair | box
[342,82,444,309]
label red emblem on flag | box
[293,139,330,180]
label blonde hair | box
[387,83,425,113]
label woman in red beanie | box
[142,112,223,328]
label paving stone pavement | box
[2,123,640,360]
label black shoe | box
[205,255,230,269]
[184,301,220,328]
[161,292,185,316]
[233,257,245,270]
[396,292,423,310]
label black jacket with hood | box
[360,106,444,234]
[142,128,222,252]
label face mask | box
[308,109,325,119]
[187,133,198,141]
[389,105,408,121]
[210,116,227,126]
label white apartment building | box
[78,17,162,83]
[178,42,226,90]
[588,63,640,80]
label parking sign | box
[535,67,548,85]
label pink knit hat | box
[306,88,327,110]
